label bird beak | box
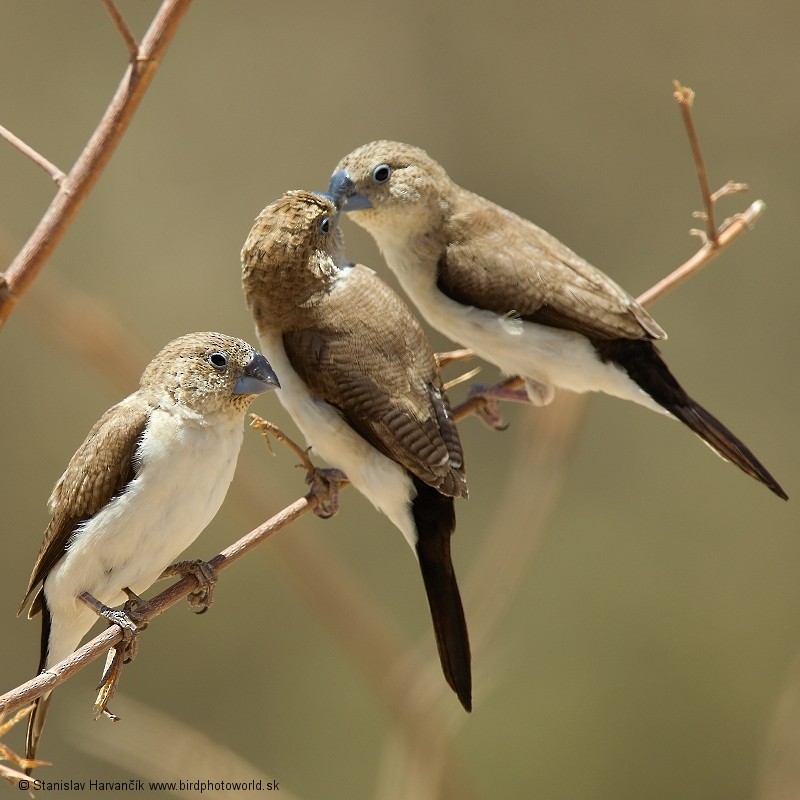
[328,170,373,212]
[232,352,281,395]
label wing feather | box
[283,266,467,497]
[438,195,666,341]
[20,396,150,616]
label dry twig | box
[0,0,192,329]
[0,125,66,186]
[0,494,314,721]
[101,0,141,58]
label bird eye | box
[319,216,331,234]
[371,163,391,184]
[208,352,228,370]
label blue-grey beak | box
[232,351,281,395]
[328,170,373,212]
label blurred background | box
[0,1,798,798]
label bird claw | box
[161,559,217,614]
[252,417,349,517]
[94,646,125,721]
[120,588,153,627]
[474,397,509,430]
[467,383,541,430]
[78,590,147,650]
[306,467,347,519]
[78,588,151,722]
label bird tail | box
[597,339,788,499]
[411,479,472,711]
[25,693,52,774]
[26,601,54,773]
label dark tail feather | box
[26,600,53,773]
[411,478,472,711]
[596,339,788,500]
[25,693,52,775]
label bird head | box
[141,332,279,414]
[329,141,453,238]
[241,191,347,328]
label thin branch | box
[0,705,45,789]
[0,494,315,720]
[435,348,476,369]
[13,276,432,750]
[0,124,66,185]
[102,0,141,58]
[673,80,718,242]
[450,193,766,422]
[0,0,192,329]
[637,198,765,307]
[378,85,768,798]
[443,365,481,392]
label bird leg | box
[250,414,350,519]
[160,559,218,614]
[465,383,529,430]
[78,590,145,647]
[93,647,125,721]
[78,589,151,721]
[466,374,556,429]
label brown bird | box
[329,141,787,500]
[19,332,279,769]
[241,190,472,710]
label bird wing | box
[438,196,666,341]
[20,396,150,616]
[283,266,467,498]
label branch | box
[0,493,317,720]
[447,83,764,424]
[636,198,765,307]
[0,125,66,186]
[673,80,718,241]
[0,0,192,329]
[102,0,140,58]
[446,193,765,420]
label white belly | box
[255,327,417,549]
[386,248,662,413]
[44,408,243,666]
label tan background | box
[0,2,797,798]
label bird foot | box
[466,383,531,429]
[78,589,151,722]
[120,588,153,630]
[252,416,349,517]
[306,467,348,519]
[78,591,146,645]
[161,559,217,614]
[94,646,125,721]
[473,396,509,430]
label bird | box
[241,190,472,710]
[329,140,787,500]
[19,331,280,768]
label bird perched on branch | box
[329,141,787,500]
[241,190,472,710]
[19,332,280,769]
